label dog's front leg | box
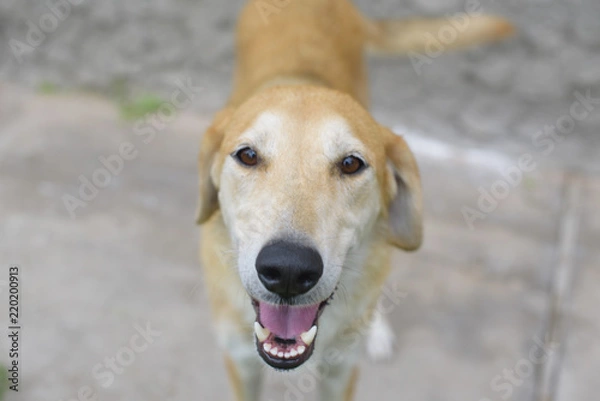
[315,338,362,401]
[318,361,360,401]
[223,349,263,401]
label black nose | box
[256,241,324,299]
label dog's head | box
[197,86,422,369]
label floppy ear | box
[383,129,423,251]
[195,108,233,224]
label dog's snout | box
[256,241,324,298]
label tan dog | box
[196,1,513,400]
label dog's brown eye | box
[340,155,365,175]
[235,147,258,166]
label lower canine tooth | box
[300,326,318,346]
[254,322,270,342]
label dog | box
[196,1,513,400]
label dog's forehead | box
[236,111,287,155]
[235,109,367,160]
[317,118,368,160]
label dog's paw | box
[366,310,396,362]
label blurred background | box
[0,0,598,400]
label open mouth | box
[252,297,330,370]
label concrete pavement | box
[0,83,597,401]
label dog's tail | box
[364,14,514,55]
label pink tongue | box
[259,303,319,339]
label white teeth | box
[300,326,317,346]
[261,328,314,359]
[265,344,306,359]
[254,322,270,342]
